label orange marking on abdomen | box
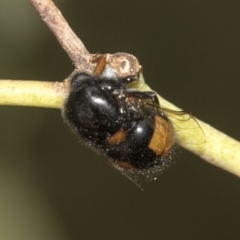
[148,115,174,157]
[107,130,128,145]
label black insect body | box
[62,71,174,173]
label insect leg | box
[92,54,107,75]
[127,91,160,106]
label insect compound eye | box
[70,72,92,91]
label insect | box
[62,55,203,187]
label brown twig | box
[30,0,141,79]
[30,0,90,68]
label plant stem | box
[0,80,65,108]
[30,0,90,68]
[1,77,240,178]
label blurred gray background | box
[0,0,240,240]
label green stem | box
[0,80,65,108]
[1,78,240,178]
